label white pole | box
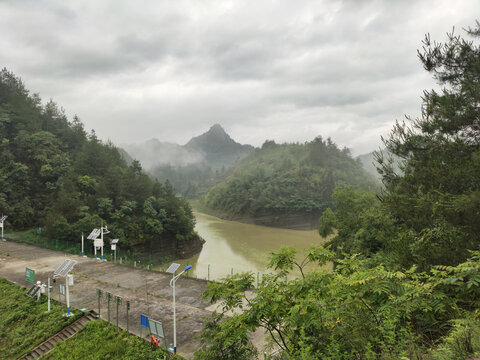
[173,273,176,354]
[81,233,84,257]
[66,276,71,316]
[48,277,51,312]
[94,245,97,259]
[101,227,104,260]
[1,221,4,241]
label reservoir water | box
[169,211,327,281]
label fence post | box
[126,300,130,335]
[107,292,111,323]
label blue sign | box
[140,314,149,328]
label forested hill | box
[0,69,203,258]
[200,137,377,228]
[184,124,255,170]
[123,124,255,197]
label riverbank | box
[191,201,321,230]
[7,229,205,267]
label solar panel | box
[54,259,77,277]
[149,319,165,338]
[0,215,7,222]
[166,263,180,274]
[111,239,119,244]
[26,285,40,297]
[87,228,100,240]
[54,260,70,276]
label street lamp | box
[167,263,192,354]
[1,215,8,241]
[111,239,119,263]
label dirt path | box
[0,241,212,359]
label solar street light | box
[168,263,192,354]
[53,259,77,317]
[0,215,7,241]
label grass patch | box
[41,320,182,360]
[0,278,82,359]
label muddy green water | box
[167,211,327,281]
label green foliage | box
[0,278,82,360]
[197,249,480,359]
[42,320,178,360]
[319,186,397,260]
[194,311,258,360]
[0,69,199,255]
[375,24,480,269]
[202,137,377,218]
[429,314,480,360]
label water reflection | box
[164,211,327,281]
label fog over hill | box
[121,124,255,195]
[123,124,254,171]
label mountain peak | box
[210,123,225,131]
[207,124,228,137]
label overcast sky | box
[1,1,478,155]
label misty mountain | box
[356,149,402,179]
[122,139,203,170]
[121,124,255,196]
[184,124,255,170]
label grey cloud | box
[0,0,478,156]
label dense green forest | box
[194,23,480,359]
[0,69,203,257]
[201,137,377,219]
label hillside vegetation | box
[201,137,377,221]
[194,23,480,360]
[42,320,177,360]
[0,278,82,360]
[0,69,202,257]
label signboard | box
[149,318,165,339]
[141,314,149,328]
[94,238,103,248]
[25,268,35,283]
[59,283,65,295]
[111,244,116,251]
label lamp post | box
[100,225,109,260]
[53,259,76,317]
[1,215,7,241]
[167,263,192,354]
[81,233,84,257]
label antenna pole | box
[101,227,104,260]
[47,277,51,312]
[66,276,71,316]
